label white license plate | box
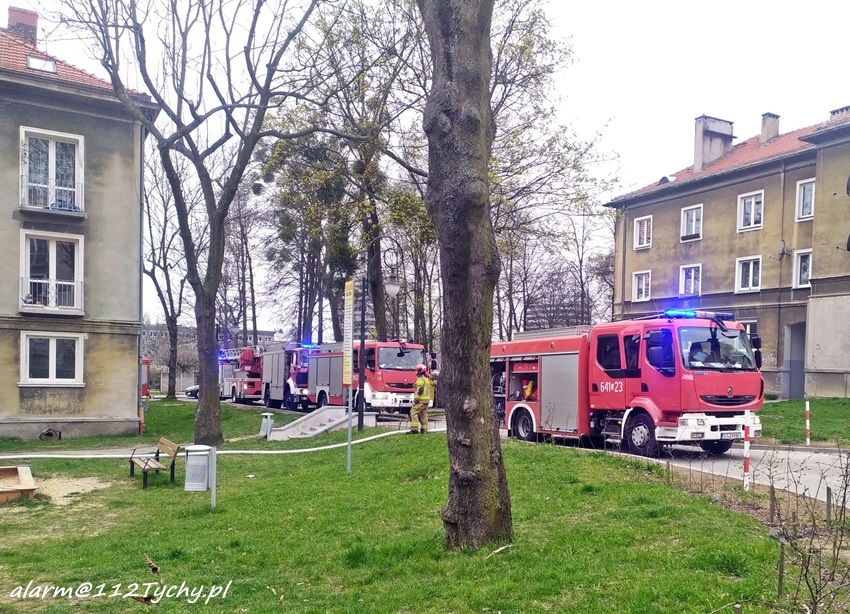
[721,433,737,440]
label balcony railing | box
[20,278,83,311]
[20,176,84,213]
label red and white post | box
[805,400,811,447]
[742,409,751,491]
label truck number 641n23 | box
[598,381,623,393]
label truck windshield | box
[679,326,757,371]
[378,347,426,370]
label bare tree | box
[57,0,341,444]
[417,0,512,549]
[142,140,205,398]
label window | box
[20,230,84,311]
[796,179,815,221]
[27,56,57,73]
[737,190,764,232]
[740,321,758,340]
[20,331,84,385]
[680,204,703,241]
[633,215,652,249]
[633,270,651,302]
[735,256,761,293]
[793,249,812,288]
[20,127,84,212]
[679,263,702,296]
[596,334,622,370]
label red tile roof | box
[0,27,114,91]
[611,112,850,204]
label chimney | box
[760,113,780,144]
[8,7,38,46]
[829,105,850,121]
[694,115,734,172]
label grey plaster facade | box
[607,111,850,399]
[0,11,157,438]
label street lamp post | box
[356,237,402,431]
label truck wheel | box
[301,400,311,412]
[231,387,237,403]
[700,440,733,455]
[513,409,537,442]
[626,413,659,457]
[317,392,327,408]
[264,388,282,410]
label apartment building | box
[605,108,850,398]
[0,8,158,438]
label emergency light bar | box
[663,308,734,321]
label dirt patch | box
[32,476,111,505]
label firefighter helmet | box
[415,363,427,373]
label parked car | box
[185,384,199,398]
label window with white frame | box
[633,270,651,302]
[740,321,758,340]
[20,127,84,211]
[737,190,763,232]
[680,204,703,241]
[735,256,762,292]
[633,215,652,249]
[20,230,84,310]
[20,331,84,385]
[796,179,815,221]
[679,264,701,295]
[793,249,812,288]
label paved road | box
[621,444,849,503]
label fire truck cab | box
[491,310,764,457]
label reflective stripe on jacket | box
[414,375,432,402]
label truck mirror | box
[750,335,762,349]
[755,349,763,369]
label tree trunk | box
[417,0,512,549]
[166,316,178,399]
[194,290,224,446]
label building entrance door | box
[786,322,807,399]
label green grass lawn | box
[0,399,297,453]
[0,433,787,613]
[758,398,850,445]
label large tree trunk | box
[417,0,512,549]
[194,289,224,445]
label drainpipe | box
[619,206,628,320]
[776,162,785,397]
[137,121,146,432]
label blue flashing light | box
[664,308,697,318]
[664,308,735,321]
[301,343,315,348]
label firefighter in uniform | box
[409,363,432,434]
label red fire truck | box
[261,339,427,412]
[219,346,263,403]
[491,309,764,456]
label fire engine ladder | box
[219,348,242,361]
[512,326,592,340]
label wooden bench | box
[129,438,180,489]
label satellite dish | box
[775,239,790,261]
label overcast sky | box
[10,0,850,327]
[545,0,850,194]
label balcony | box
[20,278,84,314]
[20,176,84,213]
